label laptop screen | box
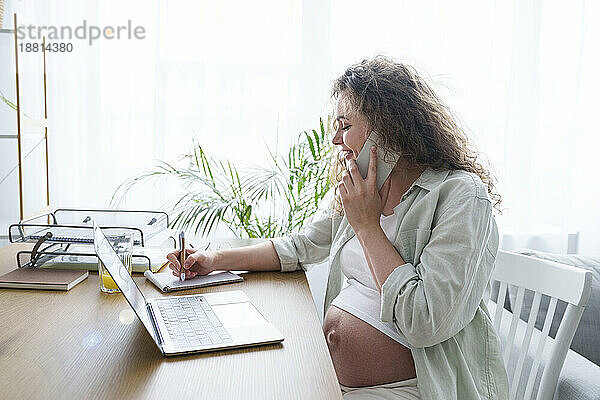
[93,223,158,343]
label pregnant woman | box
[168,55,509,400]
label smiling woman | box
[166,55,510,400]
[310,56,507,399]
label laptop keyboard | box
[156,296,233,348]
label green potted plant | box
[112,118,334,238]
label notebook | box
[144,270,243,292]
[0,268,89,291]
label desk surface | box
[0,242,342,400]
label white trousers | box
[340,378,421,400]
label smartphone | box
[354,131,400,191]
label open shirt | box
[270,167,510,400]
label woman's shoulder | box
[436,169,491,203]
[423,169,496,235]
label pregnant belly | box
[323,305,416,387]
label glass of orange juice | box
[98,233,133,293]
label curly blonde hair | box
[330,55,502,214]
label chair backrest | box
[487,250,592,400]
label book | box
[144,270,243,292]
[0,268,89,291]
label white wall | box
[3,0,599,257]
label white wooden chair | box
[486,250,592,400]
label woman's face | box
[331,106,370,161]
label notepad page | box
[144,270,243,292]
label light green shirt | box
[270,167,509,400]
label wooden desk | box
[0,242,342,400]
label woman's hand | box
[339,146,382,235]
[166,248,219,279]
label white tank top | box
[331,213,411,348]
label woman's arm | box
[168,198,338,278]
[379,195,496,348]
[167,241,281,278]
[355,227,405,292]
[213,241,281,272]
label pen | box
[179,231,186,282]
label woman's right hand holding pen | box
[166,248,218,279]
[168,241,282,276]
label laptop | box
[93,223,284,356]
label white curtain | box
[4,0,599,253]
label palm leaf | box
[112,118,333,238]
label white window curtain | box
[4,0,599,253]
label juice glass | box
[98,233,133,293]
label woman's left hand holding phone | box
[339,146,383,235]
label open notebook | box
[144,270,243,292]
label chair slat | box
[483,281,491,303]
[523,297,558,400]
[510,291,542,400]
[504,285,525,363]
[494,281,508,332]
[537,303,587,400]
